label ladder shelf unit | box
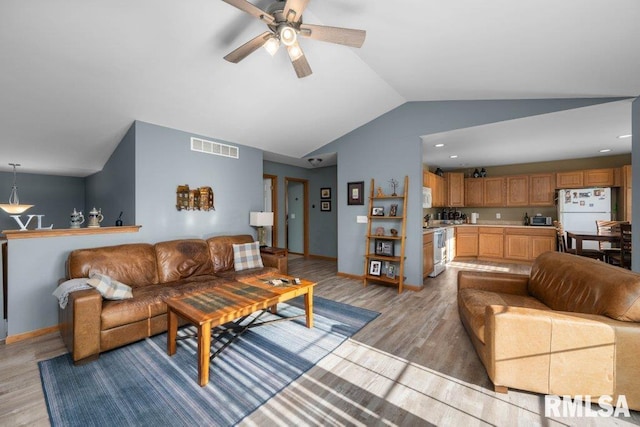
[363,176,408,293]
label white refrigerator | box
[557,188,612,250]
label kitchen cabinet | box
[483,177,506,207]
[556,171,583,188]
[423,171,445,207]
[584,168,615,187]
[529,173,555,206]
[445,172,465,207]
[478,227,504,258]
[464,179,484,207]
[506,175,529,206]
[504,228,556,261]
[423,233,434,278]
[621,165,632,221]
[456,226,478,257]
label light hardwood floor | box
[1,258,638,426]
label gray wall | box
[311,98,626,286]
[263,161,338,258]
[0,172,85,231]
[133,121,264,241]
[85,122,136,227]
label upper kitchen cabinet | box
[621,165,632,221]
[584,168,615,187]
[445,172,464,207]
[528,173,555,206]
[465,178,484,206]
[506,175,529,206]
[483,177,506,207]
[556,171,583,188]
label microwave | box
[530,216,553,226]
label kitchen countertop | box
[423,223,556,234]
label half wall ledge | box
[1,225,142,240]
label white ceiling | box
[1,0,639,176]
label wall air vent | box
[190,137,239,159]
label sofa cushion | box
[458,288,550,343]
[87,273,133,300]
[154,239,215,283]
[67,243,159,287]
[233,241,264,271]
[529,252,640,322]
[207,235,253,272]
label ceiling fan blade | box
[283,0,310,23]
[287,43,312,78]
[299,23,366,48]
[221,0,275,24]
[224,32,272,63]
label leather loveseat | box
[457,251,640,411]
[59,235,283,364]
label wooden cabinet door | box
[530,235,556,259]
[584,168,614,187]
[435,175,446,207]
[478,230,504,258]
[556,171,583,188]
[445,172,465,207]
[464,179,484,207]
[504,234,529,261]
[506,175,529,206]
[456,228,478,257]
[423,234,434,278]
[423,171,431,187]
[483,178,505,207]
[529,173,555,206]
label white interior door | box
[263,178,273,247]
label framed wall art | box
[321,188,331,199]
[321,201,331,212]
[347,181,364,205]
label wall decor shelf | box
[363,176,408,293]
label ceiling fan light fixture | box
[279,26,297,46]
[287,44,303,61]
[264,36,280,56]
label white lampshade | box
[250,211,274,227]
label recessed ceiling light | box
[434,143,445,148]
[449,155,458,159]
[599,149,612,153]
[617,134,632,139]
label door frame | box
[263,174,278,247]
[285,177,309,257]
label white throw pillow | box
[232,241,264,271]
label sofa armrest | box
[59,288,102,363]
[485,305,615,396]
[457,270,529,295]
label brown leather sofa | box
[59,235,284,364]
[458,251,640,411]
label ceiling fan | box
[221,0,366,78]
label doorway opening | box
[263,174,278,247]
[285,177,309,257]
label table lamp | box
[250,211,274,247]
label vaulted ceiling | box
[1,0,639,176]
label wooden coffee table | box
[166,274,315,386]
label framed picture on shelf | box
[320,188,331,199]
[347,181,364,205]
[369,260,382,276]
[386,264,396,279]
[320,201,331,212]
[375,239,394,256]
[371,206,385,216]
[389,204,398,216]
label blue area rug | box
[39,296,379,426]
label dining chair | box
[554,221,606,261]
[608,223,632,269]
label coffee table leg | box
[167,308,177,356]
[198,322,211,386]
[304,288,314,328]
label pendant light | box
[0,163,34,214]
